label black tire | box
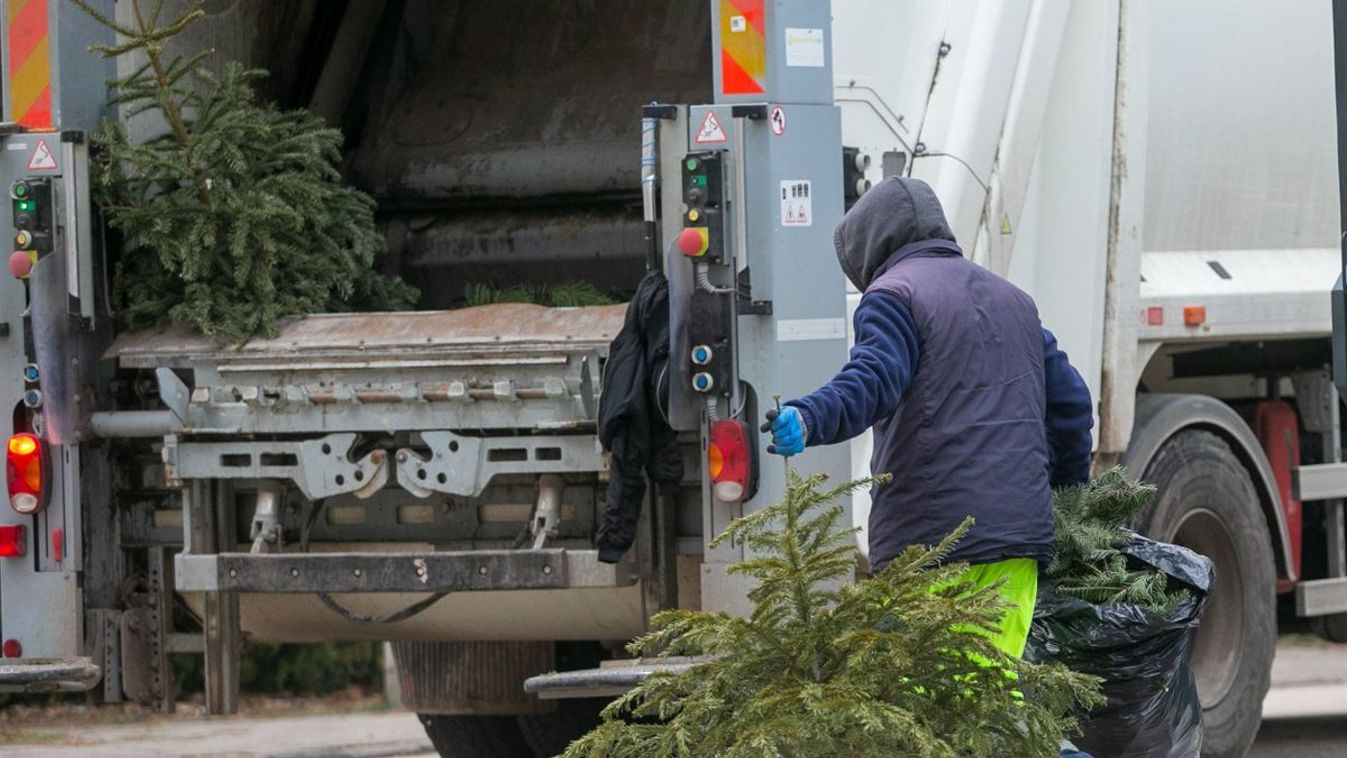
[1313,612,1347,643]
[517,698,606,756]
[1139,429,1276,758]
[419,714,531,758]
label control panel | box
[679,151,734,400]
[677,152,725,263]
[8,177,52,280]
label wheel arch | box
[1121,393,1295,581]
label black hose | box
[299,498,448,625]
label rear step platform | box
[523,656,710,700]
[0,657,100,692]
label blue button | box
[692,372,714,393]
[691,345,712,365]
[22,363,38,382]
[22,389,42,408]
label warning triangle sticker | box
[695,111,728,144]
[27,140,57,171]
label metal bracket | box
[155,366,191,423]
[395,430,604,498]
[163,433,388,500]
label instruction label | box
[695,111,728,144]
[780,180,812,227]
[785,27,825,68]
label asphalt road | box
[1250,643,1347,758]
[2,640,1346,757]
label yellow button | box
[688,209,700,222]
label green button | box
[11,183,27,199]
[685,158,699,171]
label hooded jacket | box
[787,177,1093,570]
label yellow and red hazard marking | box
[719,0,765,96]
[7,0,51,129]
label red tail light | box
[6,433,47,515]
[708,419,750,503]
[0,524,24,557]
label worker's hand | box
[761,406,805,456]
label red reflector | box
[708,419,750,503]
[0,524,24,557]
[1183,305,1206,327]
[51,527,63,563]
[2,639,20,658]
[1146,306,1164,326]
[6,433,46,515]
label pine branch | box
[1047,468,1187,613]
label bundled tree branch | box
[1047,468,1189,613]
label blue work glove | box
[761,406,806,456]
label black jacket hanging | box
[596,270,682,563]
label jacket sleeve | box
[785,291,919,447]
[1043,328,1094,487]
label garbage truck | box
[1,1,1346,757]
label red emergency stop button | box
[678,227,709,257]
[8,250,33,279]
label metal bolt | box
[291,568,300,577]
[914,142,927,155]
[938,41,952,56]
[228,568,237,578]
[478,565,488,576]
[353,568,362,577]
[396,451,407,463]
[542,565,552,575]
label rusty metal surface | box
[107,303,627,368]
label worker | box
[763,176,1094,659]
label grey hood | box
[833,176,958,291]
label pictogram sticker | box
[695,111,728,144]
[27,139,57,171]
[780,180,812,227]
[770,105,786,136]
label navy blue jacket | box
[789,293,1093,489]
[788,177,1093,570]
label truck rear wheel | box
[517,698,605,755]
[1138,429,1275,758]
[419,714,530,758]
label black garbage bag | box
[1026,532,1214,758]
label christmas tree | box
[73,0,417,342]
[566,471,1103,757]
[1047,468,1188,613]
